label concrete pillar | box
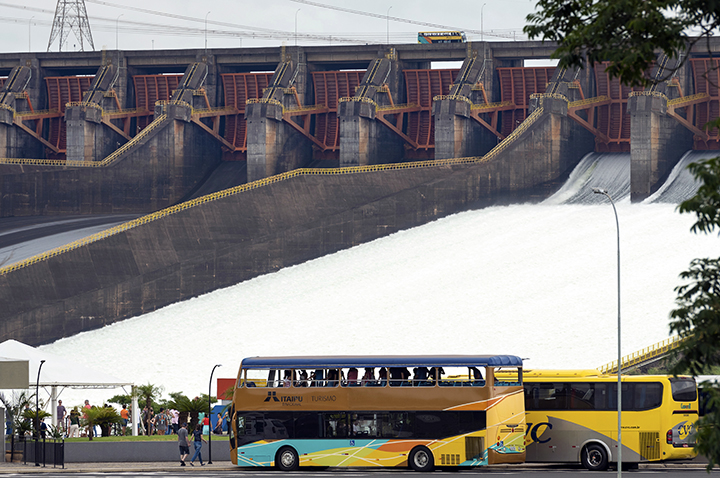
[339,100,376,167]
[246,101,283,180]
[433,98,474,159]
[629,93,693,202]
[65,104,102,162]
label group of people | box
[51,400,227,441]
[140,406,181,436]
[53,399,95,438]
[279,366,457,387]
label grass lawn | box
[64,434,230,443]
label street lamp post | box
[205,11,211,53]
[116,14,123,50]
[295,9,300,47]
[481,4,486,42]
[207,364,222,464]
[29,16,34,52]
[35,359,46,467]
[593,187,622,477]
[386,6,392,45]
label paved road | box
[0,214,140,266]
[0,462,717,476]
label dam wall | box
[0,93,590,345]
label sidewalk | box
[0,461,236,474]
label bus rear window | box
[670,377,697,402]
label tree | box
[524,0,720,87]
[82,406,122,440]
[0,391,34,439]
[167,392,216,432]
[136,383,163,410]
[666,157,720,469]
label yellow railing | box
[66,101,104,114]
[628,90,668,101]
[245,97,284,113]
[338,96,378,108]
[568,96,610,109]
[191,106,238,116]
[433,95,473,106]
[598,335,686,374]
[667,93,709,107]
[481,105,544,163]
[0,114,169,168]
[284,104,326,113]
[376,103,418,112]
[470,101,513,111]
[15,109,60,117]
[0,103,16,115]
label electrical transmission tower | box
[47,0,95,52]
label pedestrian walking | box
[189,423,207,466]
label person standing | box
[171,409,179,435]
[154,407,168,435]
[189,423,206,466]
[56,400,67,435]
[120,405,130,435]
[68,408,80,438]
[82,400,92,437]
[178,422,191,466]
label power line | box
[83,0,373,44]
[288,0,525,40]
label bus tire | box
[581,443,609,471]
[409,446,435,472]
[276,446,299,471]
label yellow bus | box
[522,370,697,471]
[228,355,525,471]
[417,31,466,44]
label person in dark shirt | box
[189,423,207,466]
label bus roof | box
[240,355,522,368]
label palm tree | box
[82,406,122,440]
[168,393,216,432]
[136,383,163,409]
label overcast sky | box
[5,0,539,54]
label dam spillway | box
[1,39,720,346]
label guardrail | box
[598,335,686,374]
[0,114,169,168]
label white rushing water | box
[39,199,718,407]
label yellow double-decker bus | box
[228,355,525,471]
[522,370,697,471]
[417,31,466,44]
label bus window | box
[309,370,324,387]
[670,377,698,402]
[495,367,521,386]
[324,412,348,437]
[538,383,568,410]
[388,367,411,386]
[633,383,663,410]
[244,369,271,387]
[351,413,380,437]
[569,383,595,410]
[342,367,360,387]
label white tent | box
[0,339,139,435]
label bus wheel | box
[409,446,435,472]
[276,446,299,471]
[581,444,608,471]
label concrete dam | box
[0,40,718,345]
